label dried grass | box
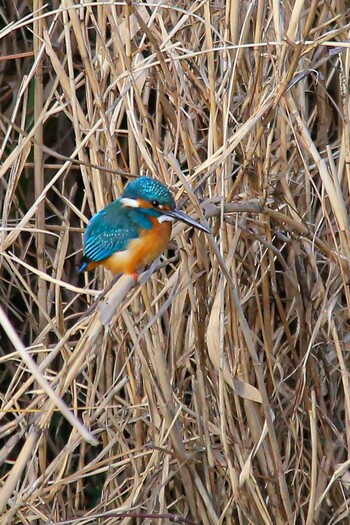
[1,1,350,523]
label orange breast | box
[102,218,172,275]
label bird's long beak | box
[164,208,210,234]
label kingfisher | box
[79,176,210,280]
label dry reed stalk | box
[1,1,350,524]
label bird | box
[79,176,210,280]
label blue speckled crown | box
[124,177,175,208]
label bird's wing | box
[83,200,152,263]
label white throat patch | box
[157,215,174,224]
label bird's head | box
[121,176,210,233]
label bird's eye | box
[151,199,159,208]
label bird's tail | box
[78,257,89,273]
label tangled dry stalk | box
[1,1,350,523]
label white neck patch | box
[157,215,174,223]
[120,197,140,208]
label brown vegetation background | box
[1,0,350,523]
